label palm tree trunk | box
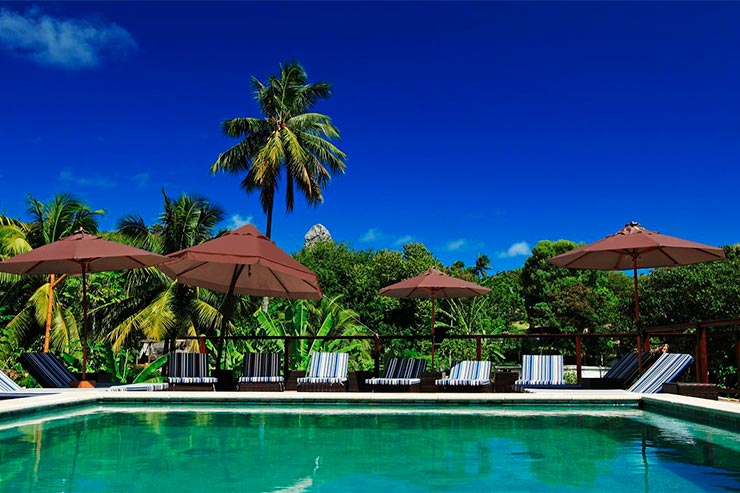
[261,202,274,312]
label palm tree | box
[472,254,491,278]
[102,191,227,353]
[0,193,104,352]
[210,60,347,238]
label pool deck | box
[1,388,740,430]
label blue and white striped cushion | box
[514,355,566,386]
[0,370,22,391]
[20,353,77,388]
[628,353,694,394]
[242,353,282,379]
[168,352,215,384]
[168,376,218,384]
[108,383,169,391]
[238,376,285,383]
[436,360,491,386]
[366,378,422,386]
[301,352,349,383]
[366,358,427,386]
[296,377,346,384]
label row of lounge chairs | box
[513,352,695,394]
[1,350,695,395]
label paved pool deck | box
[1,388,739,430]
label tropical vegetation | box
[1,61,738,391]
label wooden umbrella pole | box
[431,293,436,372]
[81,266,89,382]
[43,274,67,353]
[44,274,55,354]
[216,264,244,370]
[632,255,648,373]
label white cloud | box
[498,241,532,258]
[393,235,414,246]
[359,228,380,242]
[0,8,136,69]
[131,172,150,188]
[444,239,468,251]
[59,169,115,188]
[228,214,252,229]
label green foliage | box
[640,246,740,325]
[133,354,169,384]
[253,295,372,370]
[521,240,631,334]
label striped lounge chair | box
[297,352,349,392]
[581,352,656,389]
[19,353,79,388]
[435,360,492,392]
[107,382,169,392]
[168,352,218,391]
[365,357,427,392]
[238,352,284,391]
[513,355,567,391]
[628,353,694,394]
[1,369,22,392]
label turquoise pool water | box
[0,405,738,492]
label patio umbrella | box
[548,221,725,323]
[0,229,168,385]
[158,224,322,368]
[548,221,725,371]
[379,268,491,370]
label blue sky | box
[1,2,738,273]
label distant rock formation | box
[304,224,332,248]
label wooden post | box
[476,336,482,361]
[374,334,381,377]
[735,331,740,391]
[575,334,582,384]
[283,338,291,379]
[697,325,708,383]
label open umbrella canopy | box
[0,229,168,384]
[159,224,321,300]
[380,268,491,299]
[158,224,322,369]
[547,221,726,360]
[547,221,725,271]
[380,268,490,370]
[0,230,169,275]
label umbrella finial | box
[619,222,645,235]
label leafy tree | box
[211,61,346,238]
[0,193,103,353]
[101,191,228,353]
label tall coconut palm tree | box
[102,191,228,352]
[210,60,346,238]
[0,193,104,352]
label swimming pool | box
[0,404,738,492]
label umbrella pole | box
[44,274,54,353]
[216,265,244,370]
[431,294,436,372]
[632,257,647,373]
[81,265,89,383]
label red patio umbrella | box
[0,229,168,385]
[548,221,725,371]
[548,221,725,323]
[379,268,491,370]
[158,224,322,368]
